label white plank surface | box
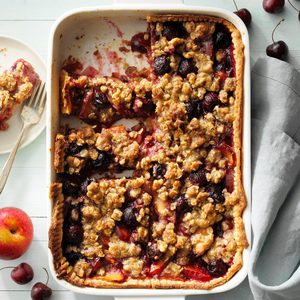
[0,0,299,299]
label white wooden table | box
[0,0,299,299]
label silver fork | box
[0,82,46,194]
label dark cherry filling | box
[62,180,80,197]
[207,259,229,278]
[219,126,233,146]
[202,92,219,113]
[212,24,236,80]
[177,58,198,78]
[213,221,224,238]
[64,224,84,245]
[63,59,83,75]
[88,257,102,276]
[66,142,85,156]
[196,38,214,57]
[205,181,225,203]
[121,206,138,229]
[189,168,208,186]
[147,242,163,261]
[162,22,187,41]
[69,87,85,112]
[151,163,166,179]
[64,252,83,265]
[62,199,84,253]
[214,24,232,49]
[133,98,156,117]
[215,48,235,78]
[185,100,203,120]
[89,151,111,169]
[182,257,229,281]
[153,55,171,75]
[80,177,95,194]
[74,87,119,125]
[175,195,190,215]
[93,89,110,109]
[131,32,150,54]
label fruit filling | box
[50,14,247,289]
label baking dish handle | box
[113,0,184,4]
[115,297,185,300]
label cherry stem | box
[0,266,14,271]
[232,0,239,11]
[43,267,49,285]
[272,19,285,44]
[288,0,299,12]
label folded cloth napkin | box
[189,57,300,300]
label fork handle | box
[0,124,27,194]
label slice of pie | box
[49,14,247,289]
[0,59,40,130]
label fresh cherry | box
[0,263,34,284]
[31,282,52,300]
[266,19,289,60]
[232,0,252,26]
[287,0,300,20]
[31,268,52,300]
[263,0,285,13]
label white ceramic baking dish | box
[46,1,251,299]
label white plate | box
[0,36,46,155]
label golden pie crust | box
[49,14,248,290]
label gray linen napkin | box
[249,58,300,300]
[190,57,300,300]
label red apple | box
[0,207,33,260]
